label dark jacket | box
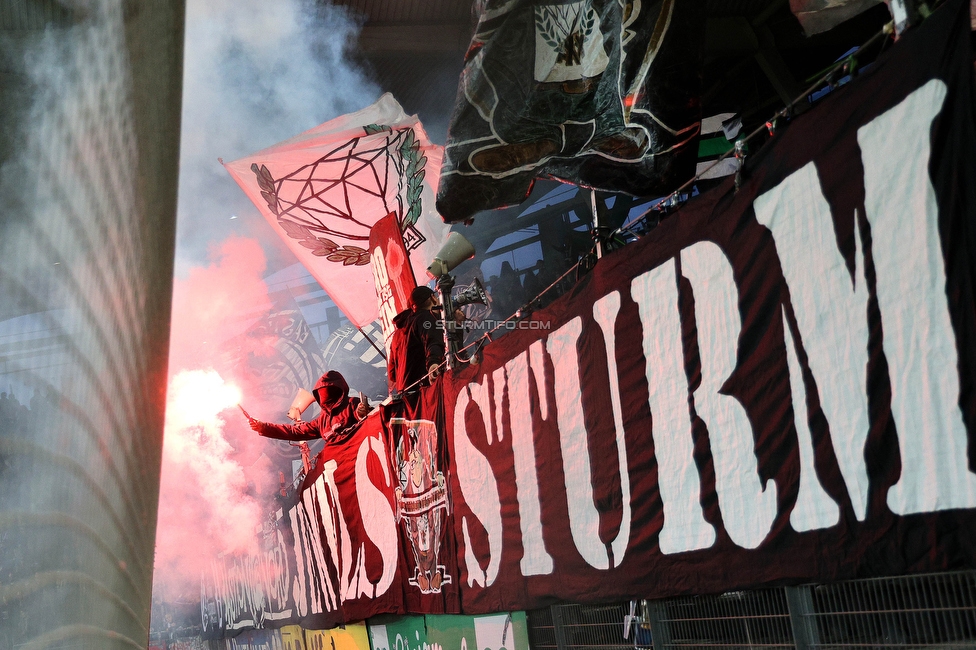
[255,371,363,442]
[388,308,445,392]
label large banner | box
[442,0,976,612]
[202,0,976,632]
[436,0,706,223]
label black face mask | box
[323,387,342,404]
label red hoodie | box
[254,370,363,443]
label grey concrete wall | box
[0,1,184,648]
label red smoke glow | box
[155,236,285,597]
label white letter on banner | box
[857,79,976,514]
[288,504,313,617]
[547,314,629,569]
[354,434,398,597]
[754,161,870,521]
[493,367,506,441]
[782,307,841,531]
[683,242,777,549]
[453,381,503,586]
[297,469,340,613]
[316,463,348,610]
[632,261,715,554]
[591,292,632,566]
[529,340,550,420]
[505,351,554,575]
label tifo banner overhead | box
[225,94,450,327]
[436,0,706,223]
[442,0,976,612]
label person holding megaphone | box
[388,286,456,393]
[247,370,370,443]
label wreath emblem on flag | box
[249,124,429,267]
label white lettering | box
[453,382,503,586]
[781,307,841,531]
[505,351,554,575]
[492,367,505,442]
[754,161,870,520]
[371,245,398,352]
[529,340,549,420]
[355,433,399,597]
[548,315,629,569]
[858,79,976,513]
[592,291,632,566]
[683,241,777,549]
[288,505,311,617]
[632,261,715,554]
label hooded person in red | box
[248,370,369,442]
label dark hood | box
[393,309,413,329]
[312,370,350,412]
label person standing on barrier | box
[388,286,451,394]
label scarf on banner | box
[383,389,462,615]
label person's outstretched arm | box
[250,418,319,441]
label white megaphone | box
[427,232,475,278]
[287,388,316,422]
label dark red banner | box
[201,0,976,633]
[441,0,976,613]
[286,413,404,628]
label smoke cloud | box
[155,236,280,596]
[154,370,259,592]
[155,0,379,598]
[175,0,379,273]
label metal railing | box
[528,571,976,650]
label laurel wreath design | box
[398,128,427,229]
[536,3,597,53]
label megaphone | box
[427,232,475,278]
[287,388,316,421]
[453,277,490,310]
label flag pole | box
[357,326,388,361]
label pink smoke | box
[166,236,274,375]
[155,236,285,597]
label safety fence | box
[527,571,976,650]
